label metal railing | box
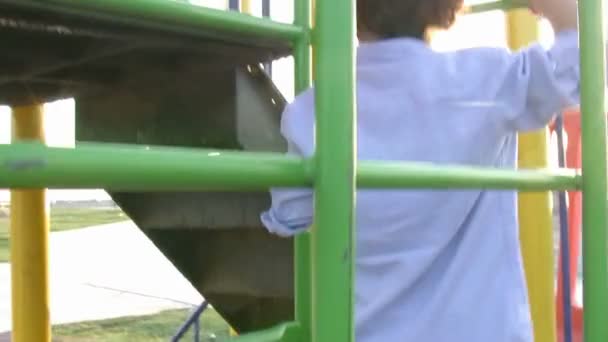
[171,302,209,342]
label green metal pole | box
[578,0,608,341]
[1,143,581,191]
[294,0,312,341]
[313,0,356,341]
[0,142,311,190]
[228,322,300,342]
[357,161,580,191]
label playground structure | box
[0,0,606,342]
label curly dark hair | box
[357,0,465,41]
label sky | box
[0,0,564,201]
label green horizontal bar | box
[227,322,300,342]
[0,0,306,43]
[0,142,311,190]
[468,0,528,13]
[1,143,581,191]
[357,160,580,191]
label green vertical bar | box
[579,0,608,341]
[313,0,356,341]
[294,0,312,341]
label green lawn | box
[3,208,234,340]
[0,207,127,262]
[53,307,231,342]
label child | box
[261,0,579,341]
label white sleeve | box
[496,30,580,132]
[260,102,314,237]
[260,185,313,237]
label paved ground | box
[0,221,203,334]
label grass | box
[2,207,233,341]
[1,206,231,340]
[0,207,127,262]
[53,307,231,342]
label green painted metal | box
[469,0,528,13]
[0,142,311,190]
[293,0,313,341]
[0,0,305,43]
[0,143,582,191]
[312,0,356,341]
[229,322,301,342]
[358,161,580,191]
[578,0,608,341]
[294,0,312,92]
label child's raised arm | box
[489,0,581,132]
[494,29,580,132]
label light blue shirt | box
[261,31,580,342]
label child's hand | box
[529,0,578,33]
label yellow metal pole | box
[10,104,51,342]
[240,0,252,15]
[506,9,557,342]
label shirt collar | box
[357,37,431,64]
